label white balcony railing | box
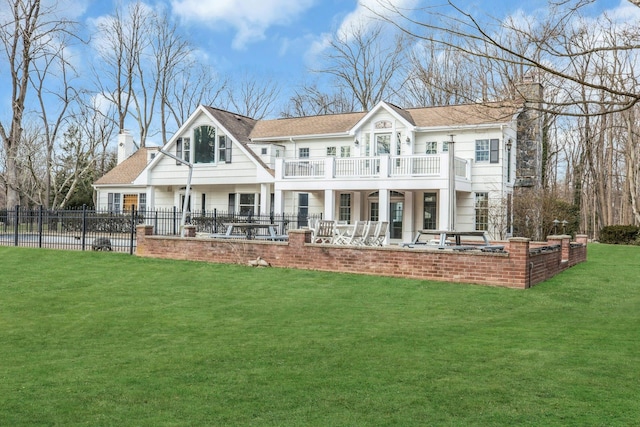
[278,154,470,181]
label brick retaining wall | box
[136,226,587,289]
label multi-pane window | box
[423,192,437,229]
[194,125,215,163]
[139,193,147,213]
[475,192,489,231]
[340,146,351,157]
[327,146,336,156]
[218,135,231,163]
[176,137,190,165]
[239,194,255,216]
[376,133,391,155]
[107,193,121,213]
[442,141,449,152]
[476,139,499,163]
[475,140,490,162]
[339,193,352,223]
[425,141,437,154]
[298,193,309,227]
[299,147,309,158]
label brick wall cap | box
[508,237,530,242]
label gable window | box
[218,135,231,163]
[107,193,121,214]
[194,125,215,163]
[176,137,190,165]
[475,192,489,231]
[375,133,391,155]
[425,141,437,154]
[299,147,309,158]
[327,146,336,156]
[340,146,351,157]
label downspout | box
[159,148,193,237]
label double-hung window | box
[327,147,336,156]
[176,137,190,165]
[476,139,499,163]
[339,193,352,223]
[218,135,231,163]
[107,193,121,214]
[299,147,309,158]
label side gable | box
[94,147,158,187]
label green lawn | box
[0,244,638,426]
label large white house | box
[93,86,542,243]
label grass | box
[0,244,639,426]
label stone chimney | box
[117,130,136,164]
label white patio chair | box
[313,220,335,243]
[334,221,367,245]
[369,221,388,246]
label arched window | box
[193,125,216,163]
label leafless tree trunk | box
[0,0,75,208]
[224,71,280,119]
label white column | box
[379,189,390,244]
[438,188,450,230]
[260,183,270,215]
[353,191,362,221]
[273,189,284,216]
[403,190,414,242]
[448,136,456,231]
[324,189,335,220]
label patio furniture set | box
[310,220,389,246]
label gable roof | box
[202,106,257,142]
[248,101,519,141]
[250,111,366,140]
[94,147,158,186]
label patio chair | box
[334,221,367,245]
[366,221,388,246]
[313,220,335,243]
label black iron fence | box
[0,206,320,253]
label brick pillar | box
[576,234,588,245]
[508,237,530,289]
[548,235,570,262]
[184,225,196,237]
[136,225,154,256]
[288,229,311,247]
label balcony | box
[275,154,472,191]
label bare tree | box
[314,22,407,111]
[224,71,280,119]
[281,84,357,117]
[0,0,77,209]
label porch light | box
[354,139,359,147]
[405,136,411,144]
[506,138,513,148]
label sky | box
[58,0,629,102]
[0,0,634,147]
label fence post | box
[214,208,217,233]
[38,205,43,248]
[154,211,158,236]
[130,205,136,255]
[81,204,87,251]
[14,205,19,247]
[172,206,177,236]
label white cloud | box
[335,0,419,41]
[170,0,315,49]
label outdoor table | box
[404,230,491,249]
[222,223,276,240]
